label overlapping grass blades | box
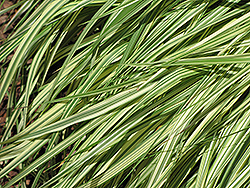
[1,0,250,187]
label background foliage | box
[1,0,250,187]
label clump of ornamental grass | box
[1,0,250,187]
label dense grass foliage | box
[1,0,250,187]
